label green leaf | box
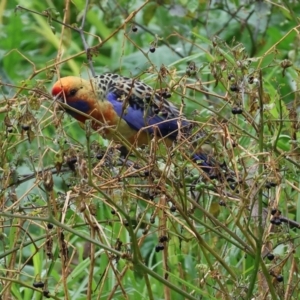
[143,3,157,25]
[276,135,291,151]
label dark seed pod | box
[276,275,283,282]
[96,153,103,160]
[248,76,254,84]
[158,243,165,250]
[159,235,168,243]
[265,182,272,189]
[155,243,164,252]
[33,281,45,288]
[7,126,13,133]
[132,26,138,32]
[123,219,129,226]
[47,223,54,229]
[144,171,150,177]
[219,201,226,206]
[150,216,155,224]
[43,290,51,298]
[149,46,156,53]
[67,156,77,171]
[170,205,176,212]
[271,208,277,215]
[267,253,274,261]
[111,210,116,215]
[266,181,277,188]
[226,177,236,183]
[22,124,30,131]
[155,245,161,252]
[230,84,239,92]
[232,107,243,115]
[67,156,77,165]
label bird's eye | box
[69,89,77,96]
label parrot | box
[51,73,229,178]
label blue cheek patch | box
[64,99,92,116]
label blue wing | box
[106,92,189,140]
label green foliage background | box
[1,0,300,299]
